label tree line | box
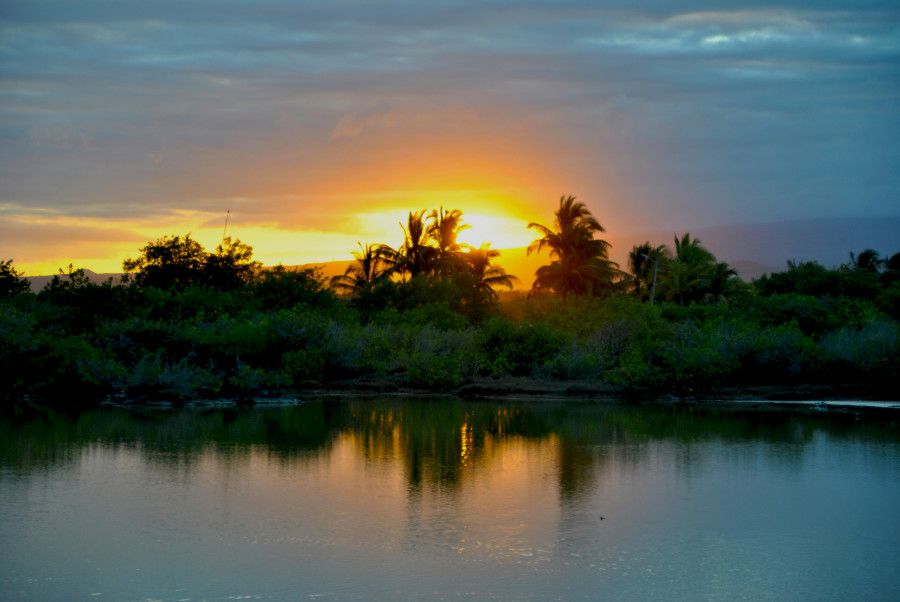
[3,194,898,307]
[1,195,898,404]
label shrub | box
[657,320,745,394]
[126,351,222,400]
[604,346,665,393]
[402,327,481,388]
[876,282,900,319]
[739,322,817,382]
[478,318,567,376]
[818,320,900,380]
[282,349,326,383]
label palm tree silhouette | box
[673,233,715,266]
[628,242,667,298]
[527,195,618,297]
[659,233,739,305]
[427,206,470,274]
[848,249,884,273]
[378,210,438,279]
[704,261,742,303]
[427,207,468,254]
[463,243,520,301]
[330,242,389,295]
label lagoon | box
[2,398,899,600]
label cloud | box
[1,1,898,271]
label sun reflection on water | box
[460,422,472,467]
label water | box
[2,398,898,600]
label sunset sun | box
[456,212,533,250]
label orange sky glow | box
[3,3,897,279]
[7,139,630,277]
[8,188,565,277]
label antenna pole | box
[222,210,230,243]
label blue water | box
[2,399,898,600]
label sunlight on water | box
[1,399,899,600]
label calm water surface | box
[2,398,899,601]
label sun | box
[456,213,533,250]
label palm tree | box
[657,233,716,305]
[378,210,438,279]
[887,252,900,272]
[330,242,389,295]
[463,244,519,301]
[848,249,884,273]
[628,242,667,299]
[427,207,468,254]
[704,261,743,303]
[659,259,703,306]
[658,233,744,305]
[527,195,619,297]
[672,233,715,267]
[427,206,470,274]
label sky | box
[2,1,898,275]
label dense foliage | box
[3,206,898,406]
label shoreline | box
[82,376,900,412]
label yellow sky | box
[8,190,546,277]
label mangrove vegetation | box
[2,196,899,405]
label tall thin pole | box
[222,210,230,243]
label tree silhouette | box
[704,261,743,303]
[378,210,438,279]
[427,207,468,255]
[673,232,716,266]
[330,242,389,295]
[527,195,619,297]
[0,259,30,298]
[654,233,746,305]
[123,234,259,290]
[655,233,714,305]
[848,249,885,273]
[427,206,470,274]
[462,243,519,301]
[205,237,261,290]
[378,208,475,279]
[628,242,667,299]
[883,252,900,285]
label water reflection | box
[4,399,899,495]
[2,399,899,600]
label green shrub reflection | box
[4,399,897,501]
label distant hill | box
[26,270,124,293]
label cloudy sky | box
[2,0,898,274]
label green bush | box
[6,241,900,404]
[402,327,481,387]
[818,320,900,380]
[127,351,222,400]
[282,349,326,383]
[739,322,817,382]
[478,318,567,376]
[876,282,900,319]
[657,320,745,394]
[604,346,665,393]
